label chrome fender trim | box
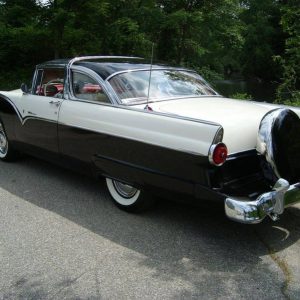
[225,179,300,224]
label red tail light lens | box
[209,143,228,166]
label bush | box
[0,69,33,91]
[230,92,252,100]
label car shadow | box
[0,156,299,298]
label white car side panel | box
[58,100,221,156]
[143,97,300,154]
[1,90,60,123]
[1,90,62,123]
[2,89,300,156]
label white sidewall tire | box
[106,178,141,206]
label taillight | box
[209,143,228,166]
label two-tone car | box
[0,56,299,223]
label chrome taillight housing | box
[209,142,228,166]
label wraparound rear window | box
[108,70,217,105]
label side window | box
[72,71,110,103]
[34,68,64,98]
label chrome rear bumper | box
[225,179,300,224]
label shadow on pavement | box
[0,156,299,298]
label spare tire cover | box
[257,108,300,183]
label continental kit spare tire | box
[257,108,300,184]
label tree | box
[276,0,300,104]
[0,0,44,78]
[157,0,244,79]
[240,0,285,81]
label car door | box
[58,68,113,174]
[16,68,64,158]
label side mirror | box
[21,83,29,94]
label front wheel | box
[105,178,155,212]
[0,122,18,161]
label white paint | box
[136,97,300,154]
[1,90,60,124]
[58,100,220,156]
[2,89,299,156]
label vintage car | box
[0,56,299,224]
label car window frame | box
[105,68,220,106]
[68,66,115,106]
[31,67,66,98]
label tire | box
[105,178,155,212]
[0,121,18,161]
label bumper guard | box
[225,178,300,224]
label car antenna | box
[145,43,154,110]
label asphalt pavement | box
[0,156,299,299]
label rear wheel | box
[0,122,18,161]
[105,178,155,212]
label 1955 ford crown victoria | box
[0,56,299,224]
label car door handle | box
[28,111,37,116]
[49,100,61,106]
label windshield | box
[108,69,218,105]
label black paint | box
[2,94,298,203]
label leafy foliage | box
[276,1,300,105]
[230,92,253,100]
[0,0,298,106]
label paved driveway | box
[0,157,299,299]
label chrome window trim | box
[31,68,42,95]
[65,56,142,104]
[62,56,222,127]
[67,65,118,105]
[105,68,197,82]
[68,56,143,69]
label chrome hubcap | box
[113,181,138,198]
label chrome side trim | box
[225,178,300,224]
